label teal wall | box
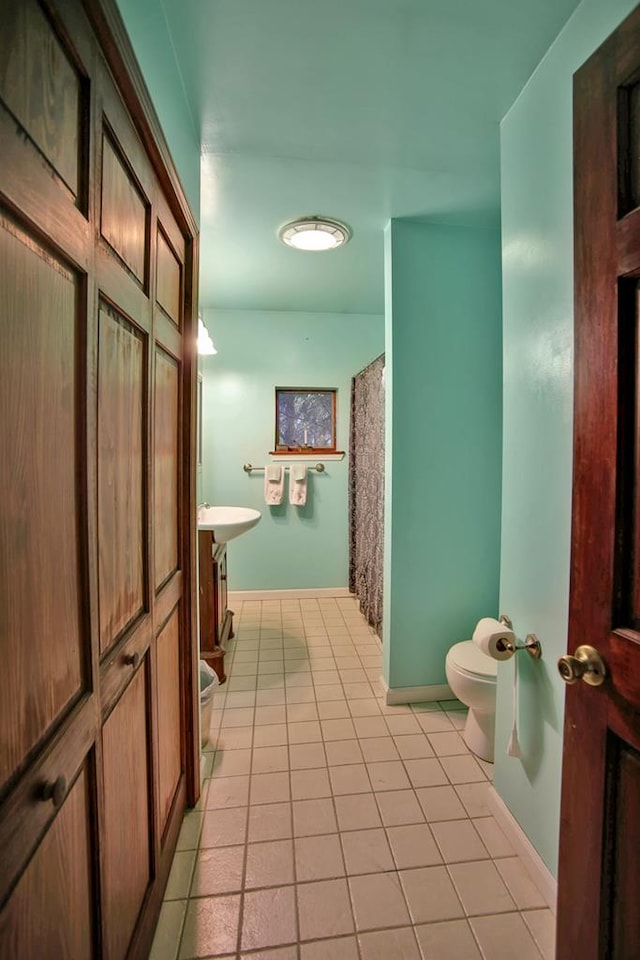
[384,220,503,691]
[116,0,201,219]
[199,309,383,590]
[496,0,636,877]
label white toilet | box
[445,641,498,763]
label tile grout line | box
[169,596,552,960]
[286,707,302,960]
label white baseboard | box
[229,587,354,603]
[379,676,453,705]
[488,786,557,913]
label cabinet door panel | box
[154,348,179,589]
[102,666,151,960]
[0,0,82,196]
[97,301,145,653]
[0,767,94,959]
[156,224,181,327]
[101,132,148,285]
[156,607,182,834]
[0,214,85,792]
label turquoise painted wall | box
[497,0,635,877]
[384,220,503,691]
[116,0,201,219]
[199,309,383,590]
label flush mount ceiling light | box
[279,216,352,252]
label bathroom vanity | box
[197,505,261,683]
[198,530,234,682]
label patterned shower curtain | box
[348,354,385,636]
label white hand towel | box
[289,464,308,506]
[264,464,284,505]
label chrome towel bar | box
[243,462,326,473]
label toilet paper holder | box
[498,615,542,660]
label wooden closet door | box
[0,2,98,954]
[95,61,193,950]
[0,1,199,958]
[95,84,155,960]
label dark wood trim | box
[198,532,235,685]
[557,30,618,960]
[268,450,345,457]
[99,618,154,722]
[617,208,640,275]
[182,231,200,806]
[0,105,92,272]
[127,777,186,959]
[80,0,198,239]
[154,573,183,631]
[85,250,105,960]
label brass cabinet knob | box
[40,774,67,807]
[557,645,607,687]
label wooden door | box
[0,1,199,958]
[557,6,640,958]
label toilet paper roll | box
[472,617,515,661]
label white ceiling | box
[156,0,582,314]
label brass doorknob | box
[40,774,67,807]
[557,645,607,687]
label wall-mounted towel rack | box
[243,462,326,473]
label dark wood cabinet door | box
[0,0,199,957]
[198,530,215,654]
[0,211,88,796]
[0,1,99,950]
[216,544,229,641]
[197,532,233,682]
[102,668,151,960]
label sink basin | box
[197,505,261,543]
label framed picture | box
[274,387,338,453]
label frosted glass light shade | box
[279,217,351,252]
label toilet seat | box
[447,641,497,681]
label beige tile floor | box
[150,596,555,960]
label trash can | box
[200,660,219,748]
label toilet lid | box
[447,640,498,679]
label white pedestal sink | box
[197,505,261,688]
[197,505,261,542]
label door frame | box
[83,0,200,808]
